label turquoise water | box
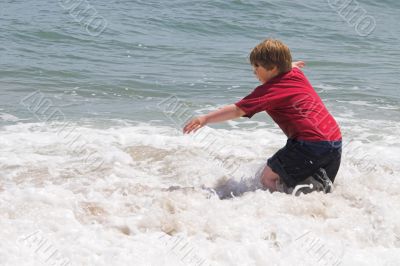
[1,0,399,125]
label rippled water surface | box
[0,1,399,265]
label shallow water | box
[1,0,400,265]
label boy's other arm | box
[183,104,245,134]
[292,61,305,69]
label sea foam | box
[0,119,399,265]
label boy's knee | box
[261,166,280,191]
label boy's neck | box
[263,69,280,84]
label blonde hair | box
[249,39,292,74]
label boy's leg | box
[261,141,342,194]
[322,150,342,183]
[260,165,280,192]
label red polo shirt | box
[234,67,341,141]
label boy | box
[183,39,342,194]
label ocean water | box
[0,0,399,265]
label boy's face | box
[253,64,279,84]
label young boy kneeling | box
[183,39,342,194]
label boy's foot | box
[311,168,333,193]
[277,168,334,195]
[294,168,333,195]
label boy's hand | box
[183,116,207,134]
[292,61,305,69]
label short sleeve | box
[234,86,269,118]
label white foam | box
[0,119,399,265]
[0,113,20,122]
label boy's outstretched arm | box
[183,104,245,134]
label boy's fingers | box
[184,123,200,134]
[192,124,202,133]
[184,124,192,133]
[183,122,191,133]
[183,117,204,134]
[183,120,195,131]
[183,125,189,131]
[183,122,199,134]
[192,124,201,133]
